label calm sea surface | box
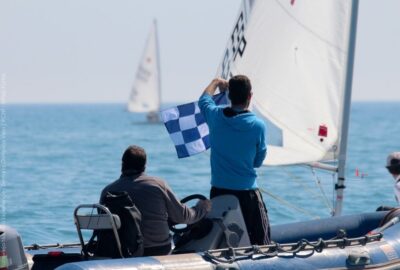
[3,102,400,246]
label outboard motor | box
[173,195,250,253]
[0,225,29,270]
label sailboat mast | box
[334,0,359,217]
[154,19,162,110]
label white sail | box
[128,20,161,114]
[217,0,356,167]
[217,0,359,216]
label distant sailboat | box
[127,20,161,122]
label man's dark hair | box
[387,158,400,175]
[121,145,146,175]
[228,75,252,106]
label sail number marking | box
[221,11,247,79]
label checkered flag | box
[161,93,228,158]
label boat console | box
[172,194,250,253]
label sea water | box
[2,102,400,246]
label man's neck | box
[231,105,248,111]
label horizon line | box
[3,100,400,105]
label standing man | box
[198,75,270,245]
[100,145,211,256]
[386,152,400,204]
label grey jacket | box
[100,173,208,248]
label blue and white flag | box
[161,93,228,158]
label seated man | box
[100,145,211,256]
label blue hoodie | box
[199,93,267,190]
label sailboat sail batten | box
[128,21,160,113]
[217,0,354,167]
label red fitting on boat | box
[318,125,328,137]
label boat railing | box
[204,232,383,264]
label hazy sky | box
[1,0,399,104]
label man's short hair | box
[228,75,252,106]
[121,145,146,175]
[386,152,400,175]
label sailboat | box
[127,20,161,123]
[217,0,357,216]
[3,1,400,269]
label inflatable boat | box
[2,194,400,270]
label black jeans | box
[210,186,271,245]
[143,242,171,256]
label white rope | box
[281,167,324,199]
[310,167,334,214]
[280,166,333,213]
[259,187,320,219]
[257,165,339,218]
